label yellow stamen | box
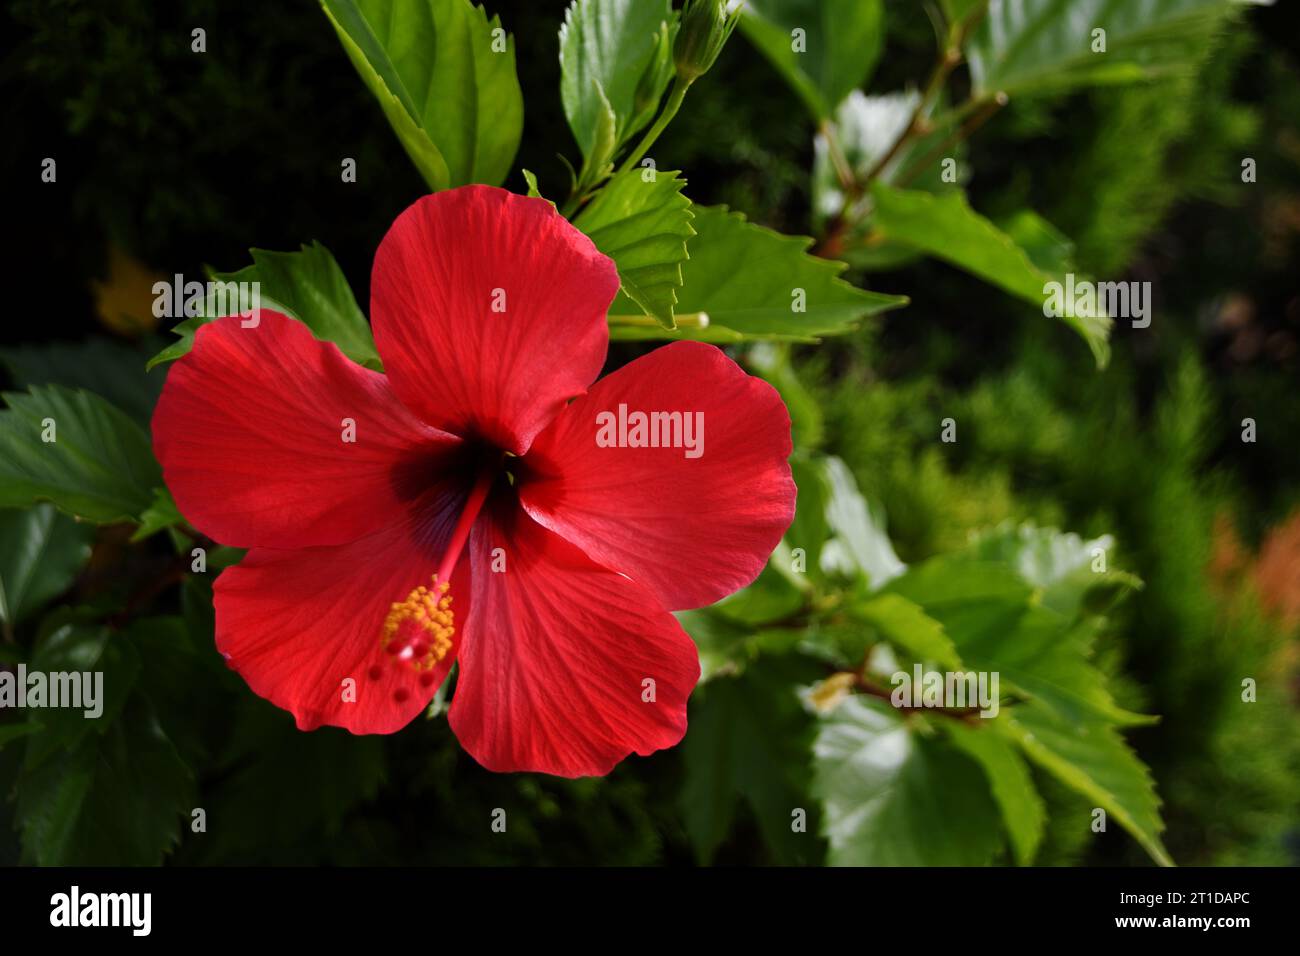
[379,579,454,672]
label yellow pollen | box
[379,579,454,671]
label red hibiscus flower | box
[151,185,795,776]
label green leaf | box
[676,607,806,683]
[0,505,94,627]
[996,208,1076,275]
[676,609,751,682]
[559,0,677,167]
[521,168,545,199]
[0,722,40,749]
[611,204,906,342]
[0,337,165,425]
[966,521,1143,618]
[575,168,695,327]
[13,618,203,865]
[944,719,1046,865]
[852,593,961,670]
[941,0,988,26]
[131,487,185,542]
[17,697,194,865]
[127,616,232,766]
[748,345,825,450]
[682,659,823,864]
[785,455,830,577]
[999,702,1171,866]
[196,701,386,862]
[711,562,806,627]
[320,0,523,191]
[739,0,885,120]
[812,696,1003,865]
[887,556,1146,727]
[869,182,1112,366]
[819,456,904,588]
[966,0,1255,99]
[0,385,161,523]
[213,244,380,367]
[22,624,141,767]
[148,242,380,371]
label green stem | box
[617,78,692,178]
[815,1,996,258]
[860,46,960,185]
[608,311,711,329]
[821,119,859,197]
[893,92,1007,190]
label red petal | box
[215,507,473,735]
[370,186,619,455]
[450,499,699,777]
[152,311,461,549]
[518,341,796,610]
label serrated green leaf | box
[869,182,1112,366]
[17,697,194,865]
[999,702,1171,866]
[966,0,1256,99]
[560,0,677,167]
[0,338,165,425]
[611,204,907,342]
[853,593,962,670]
[812,696,1003,865]
[320,0,523,191]
[0,505,94,627]
[213,244,380,367]
[887,556,1147,727]
[0,385,161,523]
[740,0,885,120]
[148,242,379,371]
[944,719,1046,865]
[575,168,695,327]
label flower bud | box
[674,0,741,83]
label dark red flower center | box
[374,451,499,679]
